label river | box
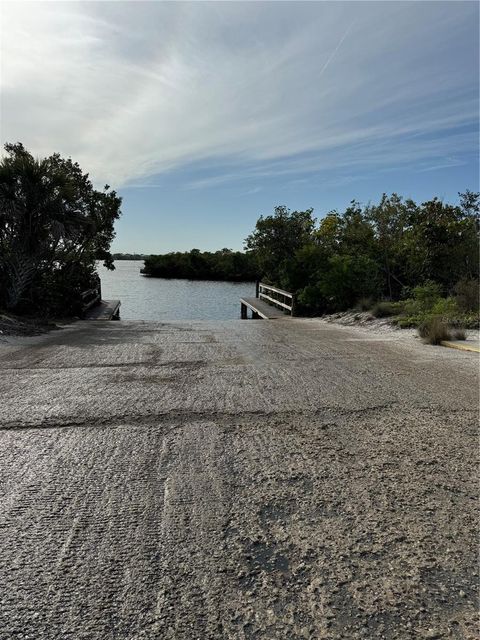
[96,260,255,321]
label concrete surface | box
[440,340,480,354]
[0,319,478,640]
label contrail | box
[318,22,355,77]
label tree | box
[402,195,479,292]
[365,193,416,299]
[319,254,382,311]
[141,249,258,281]
[0,143,121,313]
[245,192,478,316]
[244,205,315,288]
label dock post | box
[241,302,247,319]
[255,280,260,298]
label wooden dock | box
[240,283,294,319]
[240,297,288,319]
[84,300,121,321]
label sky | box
[1,1,479,253]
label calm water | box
[96,260,255,321]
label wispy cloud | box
[1,1,477,188]
[241,186,262,196]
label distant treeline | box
[142,249,259,281]
[112,253,148,260]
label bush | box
[371,300,405,318]
[396,315,423,328]
[417,316,451,345]
[454,279,479,313]
[413,281,443,303]
[371,301,397,317]
[403,281,442,316]
[316,255,382,312]
[430,296,460,318]
[459,314,480,329]
[356,296,374,311]
[297,283,327,314]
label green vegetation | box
[245,194,479,327]
[142,249,259,281]
[0,143,121,316]
[2,139,476,333]
[389,282,479,329]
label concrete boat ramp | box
[84,299,121,320]
[0,319,478,639]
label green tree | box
[0,142,121,312]
[244,205,315,288]
[245,192,478,316]
[365,193,417,299]
[402,195,479,292]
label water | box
[96,260,256,321]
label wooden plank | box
[259,283,293,299]
[259,292,292,311]
[240,297,288,319]
[81,287,100,300]
[85,300,121,321]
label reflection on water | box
[96,261,255,321]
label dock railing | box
[80,275,102,316]
[257,282,295,316]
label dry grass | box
[371,301,397,318]
[418,316,452,345]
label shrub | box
[430,296,460,319]
[454,279,479,313]
[403,281,442,316]
[371,301,396,317]
[297,283,327,314]
[371,300,404,318]
[460,314,480,329]
[356,296,374,311]
[417,316,451,345]
[396,315,422,328]
[415,282,442,310]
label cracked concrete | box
[0,319,478,639]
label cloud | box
[242,186,262,196]
[1,1,478,188]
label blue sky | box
[1,1,479,253]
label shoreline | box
[318,310,480,346]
